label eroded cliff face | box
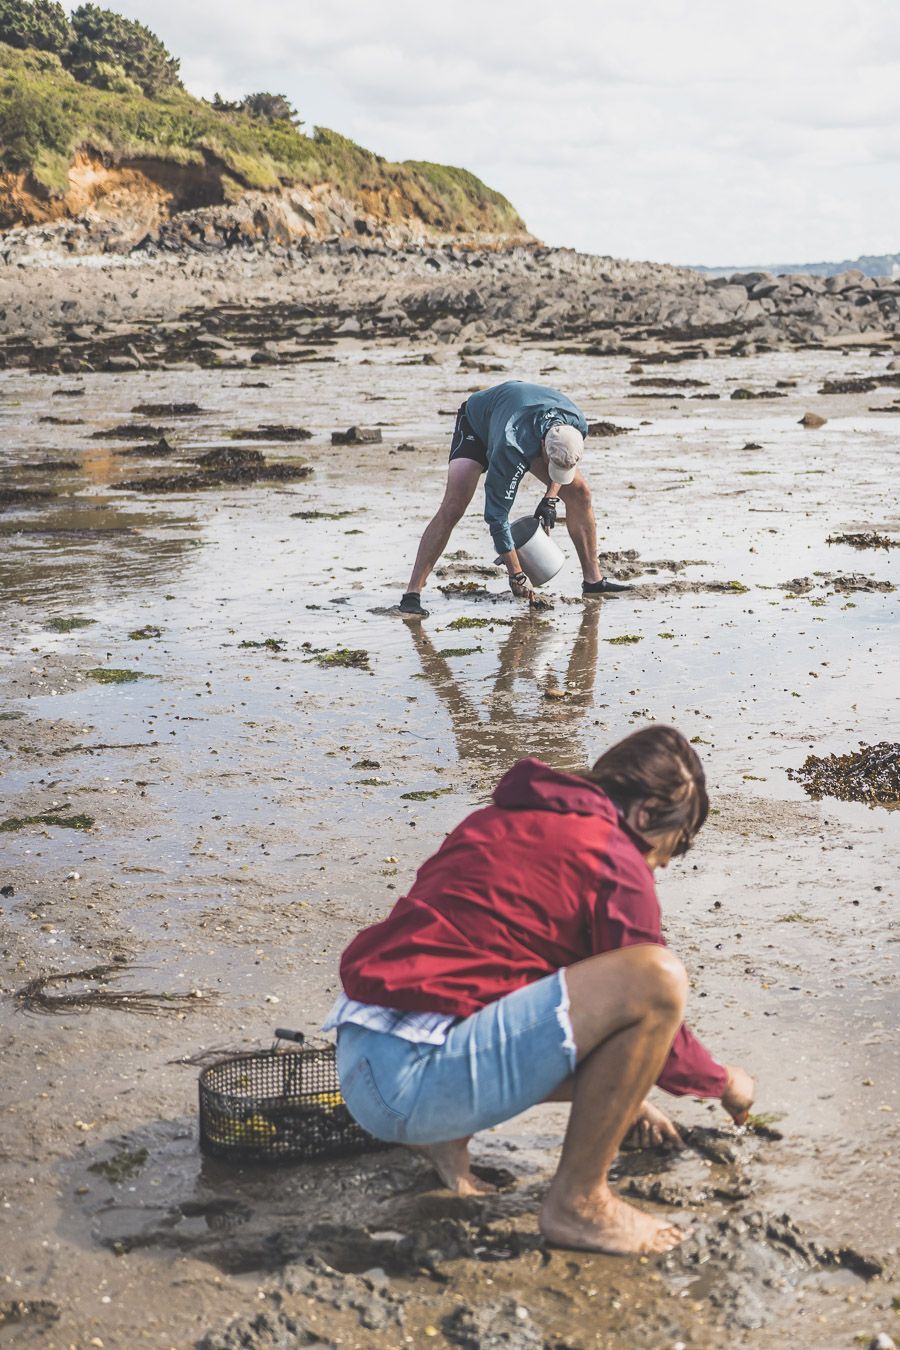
[0,151,535,250]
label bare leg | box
[409,1137,495,1196]
[528,464,601,583]
[539,945,689,1254]
[407,458,483,594]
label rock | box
[442,1297,543,1349]
[331,426,383,446]
[194,333,233,350]
[799,412,827,428]
[105,354,142,371]
[869,1335,897,1350]
[196,1309,324,1349]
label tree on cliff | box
[67,4,182,97]
[0,0,72,56]
[212,91,302,126]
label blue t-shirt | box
[465,381,588,555]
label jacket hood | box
[492,758,651,852]
[493,757,618,820]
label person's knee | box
[632,946,688,1018]
[562,477,592,512]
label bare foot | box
[409,1138,496,1196]
[540,1186,685,1254]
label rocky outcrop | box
[1,236,898,352]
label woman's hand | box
[721,1064,755,1124]
[624,1099,684,1150]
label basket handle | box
[273,1028,305,1044]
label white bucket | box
[494,516,566,587]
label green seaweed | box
[658,632,675,639]
[88,1147,148,1183]
[436,646,481,657]
[726,580,750,593]
[605,634,642,645]
[356,777,390,786]
[446,617,492,630]
[45,615,96,632]
[128,625,162,640]
[85,668,155,684]
[777,912,816,923]
[314,647,370,669]
[238,638,286,651]
[1,811,94,832]
[0,711,24,721]
[400,788,454,801]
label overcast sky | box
[67,0,900,265]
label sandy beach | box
[1,299,899,1347]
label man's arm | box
[484,451,531,590]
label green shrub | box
[0,0,72,56]
[0,79,69,167]
[68,4,181,96]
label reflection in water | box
[407,606,601,777]
[0,495,201,607]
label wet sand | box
[1,339,898,1348]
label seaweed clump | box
[788,742,900,807]
[239,637,286,651]
[86,668,155,683]
[45,615,96,632]
[1,810,94,832]
[15,965,210,1015]
[314,647,370,669]
[826,532,899,551]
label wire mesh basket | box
[198,1029,383,1165]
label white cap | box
[544,423,583,485]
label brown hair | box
[583,725,709,856]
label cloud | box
[63,0,900,263]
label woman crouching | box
[324,726,754,1255]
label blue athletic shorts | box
[335,971,577,1145]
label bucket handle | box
[273,1028,305,1044]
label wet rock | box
[587,420,632,436]
[105,353,143,371]
[661,1210,883,1331]
[196,1308,324,1349]
[0,488,57,510]
[820,377,878,394]
[282,1254,405,1331]
[869,1335,897,1350]
[132,402,203,416]
[93,423,169,440]
[442,1297,543,1349]
[799,411,828,428]
[113,436,178,457]
[331,426,383,446]
[231,425,313,442]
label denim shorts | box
[335,971,577,1146]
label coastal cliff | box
[0,36,529,248]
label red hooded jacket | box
[340,758,727,1098]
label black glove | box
[534,495,559,532]
[509,570,533,599]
